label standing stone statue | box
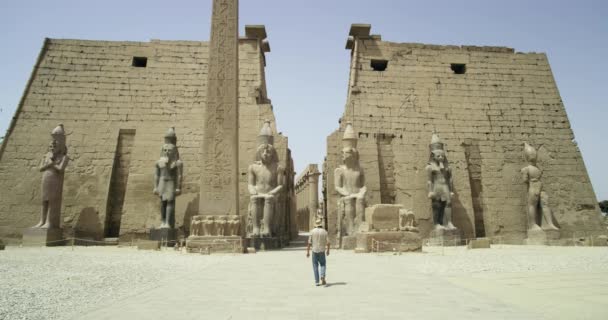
[33,124,69,229]
[521,142,558,231]
[247,120,284,237]
[426,133,456,230]
[153,128,183,229]
[334,122,367,236]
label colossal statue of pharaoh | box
[521,143,558,231]
[153,128,183,229]
[247,121,284,237]
[33,124,69,229]
[425,133,456,230]
[334,122,367,236]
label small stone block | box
[356,231,422,252]
[186,236,242,253]
[467,238,491,249]
[137,240,160,250]
[22,228,64,246]
[246,247,256,254]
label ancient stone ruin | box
[323,24,605,247]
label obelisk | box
[200,0,239,216]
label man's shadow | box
[323,282,347,288]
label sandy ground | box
[1,244,607,320]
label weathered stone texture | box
[324,30,603,245]
[0,36,294,242]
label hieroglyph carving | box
[199,0,239,216]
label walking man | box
[306,218,330,286]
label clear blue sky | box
[1,0,606,200]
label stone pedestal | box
[243,237,280,251]
[355,231,422,253]
[137,240,160,250]
[22,228,64,246]
[524,229,560,245]
[341,235,357,250]
[186,236,242,253]
[427,228,461,246]
[149,228,177,246]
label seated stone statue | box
[399,209,418,232]
[190,216,203,236]
[34,124,69,229]
[425,134,456,230]
[202,216,216,236]
[153,128,183,229]
[227,216,240,236]
[521,143,558,231]
[334,123,366,236]
[216,216,228,236]
[247,121,284,237]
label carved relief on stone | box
[190,216,203,236]
[202,216,216,236]
[153,128,183,229]
[520,143,559,231]
[425,133,456,231]
[334,122,367,237]
[33,124,69,229]
[247,121,284,238]
[228,216,241,236]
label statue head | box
[428,133,448,166]
[524,142,537,165]
[50,124,67,156]
[161,143,177,162]
[256,120,278,165]
[341,122,359,165]
[161,128,180,159]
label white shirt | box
[308,227,329,253]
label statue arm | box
[333,168,350,197]
[269,166,285,196]
[175,160,183,194]
[247,165,257,195]
[153,163,160,194]
[447,167,454,193]
[357,168,367,197]
[426,165,434,197]
[38,153,53,172]
[520,167,529,184]
[52,154,69,172]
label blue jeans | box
[312,252,326,284]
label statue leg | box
[160,201,168,228]
[344,198,355,235]
[49,200,61,229]
[251,198,262,236]
[540,192,558,230]
[432,199,445,229]
[35,201,49,228]
[444,198,456,230]
[527,193,541,230]
[167,200,175,229]
[262,196,274,237]
[356,197,365,225]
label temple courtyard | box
[1,241,607,320]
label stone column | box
[199,0,239,217]
[307,168,321,230]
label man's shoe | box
[321,277,326,285]
[315,283,320,286]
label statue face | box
[162,144,176,160]
[431,150,445,163]
[257,143,276,164]
[342,148,356,162]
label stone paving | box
[2,243,607,320]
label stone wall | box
[295,164,320,232]
[324,27,604,245]
[0,36,295,242]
